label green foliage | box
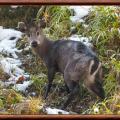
[37,6,73,40]
[103,55,120,96]
[0,99,4,109]
[79,6,120,55]
[15,97,44,114]
[1,89,23,105]
[111,58,120,72]
[31,74,47,95]
[84,91,120,114]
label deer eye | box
[36,31,39,36]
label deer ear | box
[38,18,46,28]
[17,22,27,32]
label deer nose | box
[31,41,38,47]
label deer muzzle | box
[31,41,38,47]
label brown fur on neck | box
[32,38,53,59]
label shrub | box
[36,6,73,40]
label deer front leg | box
[44,68,55,99]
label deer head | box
[84,59,105,99]
[17,19,46,48]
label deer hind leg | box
[64,82,70,93]
[61,78,79,110]
[44,68,55,99]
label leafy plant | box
[79,6,120,55]
[31,74,47,96]
[36,6,73,40]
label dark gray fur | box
[18,21,105,109]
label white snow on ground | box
[68,35,93,48]
[0,57,23,76]
[118,28,120,34]
[11,6,23,9]
[68,6,93,48]
[0,27,31,92]
[13,81,33,92]
[0,26,22,58]
[45,107,69,114]
[11,6,18,9]
[44,107,77,114]
[69,6,91,23]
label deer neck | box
[32,37,53,59]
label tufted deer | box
[17,20,105,109]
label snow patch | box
[11,6,18,9]
[13,81,33,92]
[0,27,31,93]
[0,57,23,76]
[44,107,77,114]
[45,107,69,114]
[0,27,22,58]
[68,35,93,48]
[69,6,91,23]
[11,6,23,9]
[94,107,99,113]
